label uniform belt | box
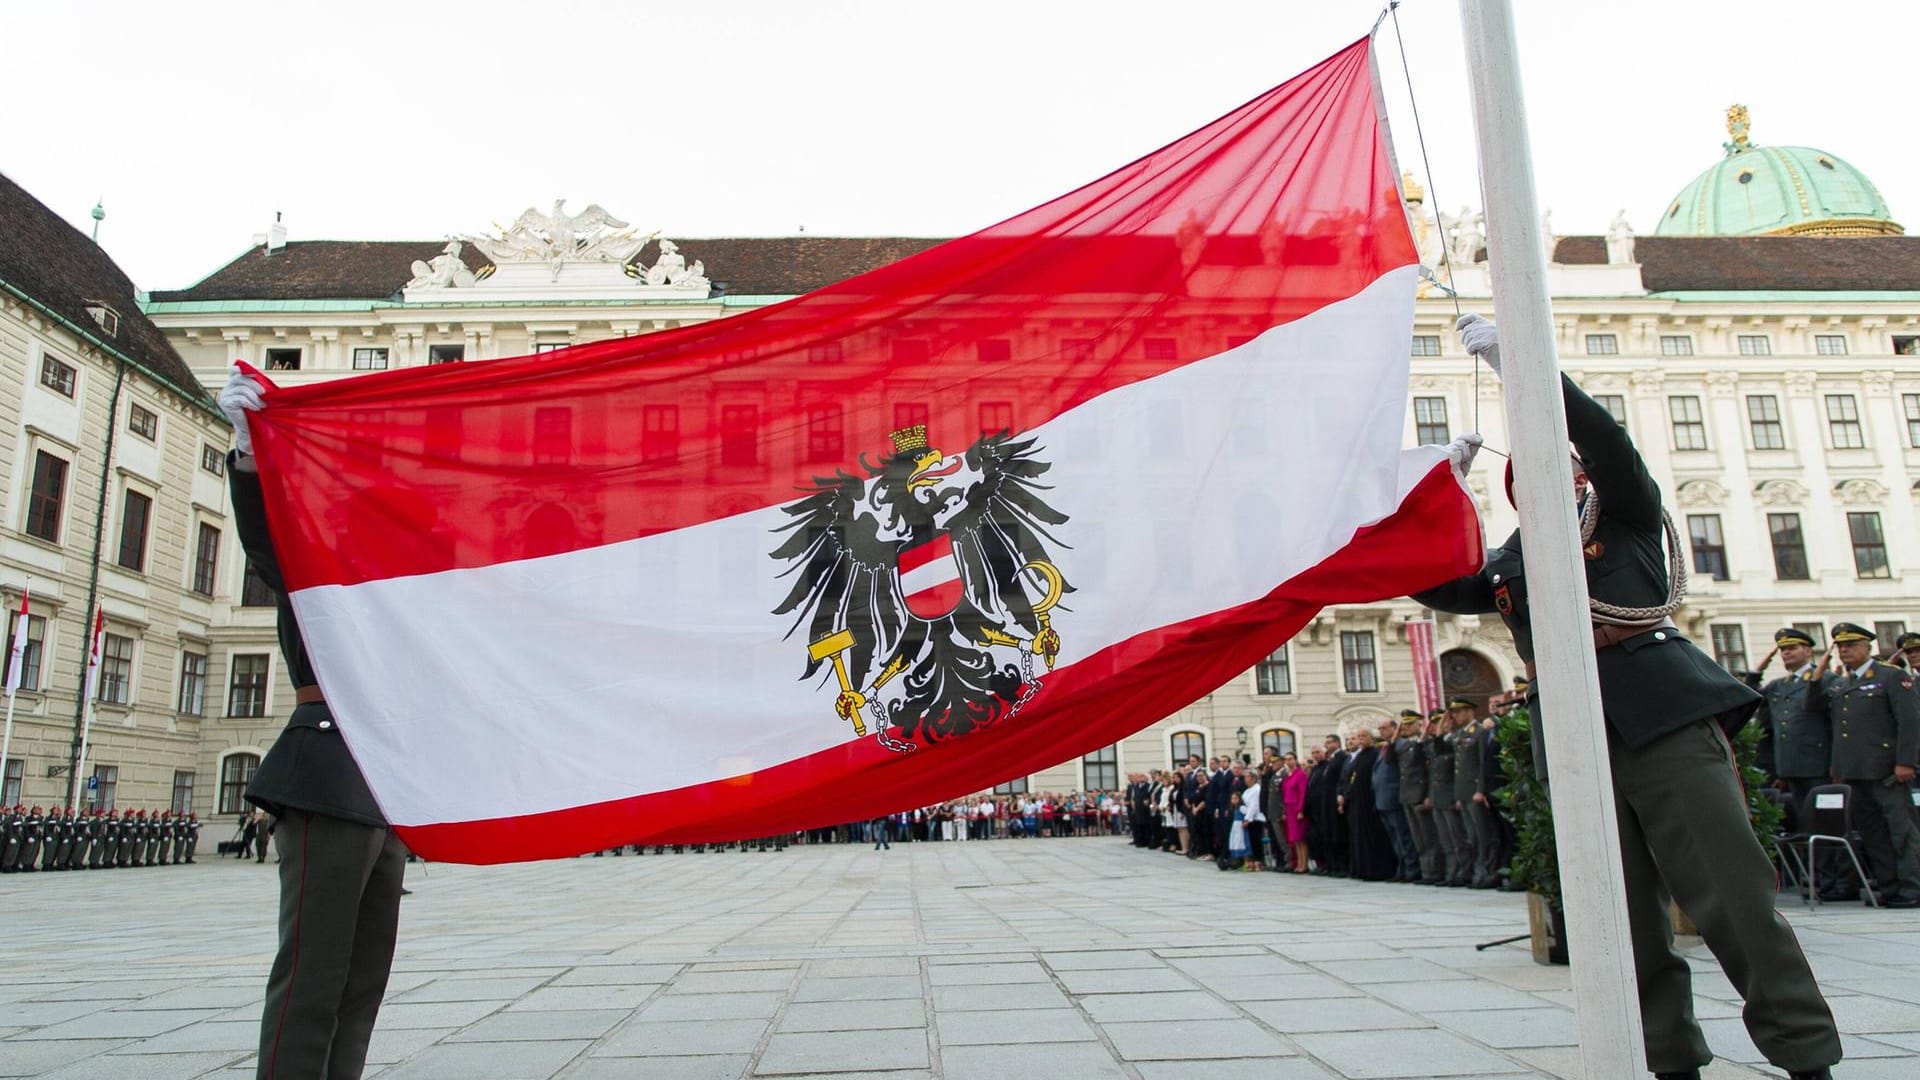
[295,685,325,705]
[1523,618,1678,682]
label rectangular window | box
[806,405,845,463]
[1768,513,1810,581]
[89,764,118,812]
[1254,646,1291,695]
[532,407,572,465]
[178,650,207,715]
[98,632,134,705]
[1594,394,1629,430]
[1062,338,1094,362]
[719,405,759,466]
[1687,514,1728,581]
[171,770,195,814]
[351,347,389,370]
[992,776,1029,795]
[427,344,464,364]
[1709,625,1748,672]
[24,449,69,543]
[127,403,158,441]
[1825,395,1865,449]
[1746,395,1786,450]
[806,342,844,364]
[39,354,76,396]
[1669,395,1708,451]
[1905,394,1920,448]
[891,340,929,365]
[1814,334,1848,356]
[1413,397,1450,445]
[116,489,152,571]
[1737,334,1772,356]
[1848,512,1891,579]
[1659,335,1694,356]
[1411,335,1442,357]
[979,401,1014,438]
[640,404,679,464]
[240,560,276,607]
[264,347,301,371]
[1585,333,1619,355]
[201,444,225,476]
[18,614,45,692]
[1793,623,1827,650]
[1340,630,1378,693]
[1081,744,1119,791]
[531,343,569,354]
[228,654,270,718]
[219,754,257,815]
[976,339,1011,365]
[1144,338,1179,362]
[892,402,929,432]
[1,758,20,806]
[192,523,220,596]
[1874,621,1908,648]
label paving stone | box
[591,1018,770,1057]
[36,1050,250,1080]
[1826,993,1920,1032]
[791,976,924,1002]
[1366,978,1558,1014]
[109,1019,260,1053]
[1135,1061,1341,1080]
[370,999,506,1030]
[0,1000,111,1028]
[635,992,784,1022]
[1054,968,1195,994]
[1294,1030,1532,1077]
[925,962,1050,986]
[805,957,920,978]
[559,1056,749,1080]
[0,1041,132,1078]
[1246,997,1435,1033]
[930,983,1070,1012]
[376,1038,589,1079]
[1305,957,1462,984]
[941,1041,1128,1080]
[1077,991,1240,1023]
[507,984,657,1012]
[936,1008,1095,1045]
[754,1028,929,1074]
[362,1026,457,1065]
[392,976,552,1003]
[1167,954,1304,979]
[1235,972,1367,1002]
[779,1000,926,1032]
[11,1008,223,1041]
[117,985,263,1011]
[552,964,683,986]
[1103,1018,1296,1060]
[1424,1007,1579,1049]
[445,1008,628,1041]
[1040,950,1166,971]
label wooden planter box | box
[1527,891,1570,966]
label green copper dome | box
[1654,105,1902,237]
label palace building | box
[1,106,1913,822]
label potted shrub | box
[1494,706,1567,965]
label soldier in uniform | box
[1448,697,1497,888]
[223,368,410,1080]
[1415,315,1838,1080]
[89,809,110,869]
[1816,624,1920,908]
[1745,628,1846,894]
[1394,710,1441,883]
[72,809,96,869]
[0,804,19,872]
[1895,631,1920,671]
[17,805,43,872]
[46,806,72,870]
[1425,710,1467,886]
[147,810,166,866]
[184,811,200,863]
[122,808,143,867]
[156,810,175,866]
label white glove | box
[1444,432,1485,474]
[1455,313,1502,376]
[217,367,266,456]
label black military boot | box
[1787,1069,1832,1080]
[1652,1070,1700,1080]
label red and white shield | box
[898,533,964,619]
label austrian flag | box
[244,36,1483,864]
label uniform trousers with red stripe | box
[257,810,407,1080]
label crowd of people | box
[0,805,201,872]
[590,793,1133,854]
[1123,688,1531,888]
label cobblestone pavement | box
[3,837,1918,1079]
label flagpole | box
[1457,1,1645,1075]
[71,607,103,814]
[0,578,27,800]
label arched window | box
[1170,731,1206,765]
[219,753,260,815]
[1081,744,1119,791]
[1260,728,1296,758]
[1439,649,1501,714]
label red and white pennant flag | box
[245,36,1483,863]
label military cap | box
[1511,676,1531,690]
[1830,622,1875,643]
[1773,627,1816,647]
[1446,696,1476,711]
[1895,632,1920,652]
[1427,709,1445,721]
[1399,708,1423,720]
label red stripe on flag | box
[395,459,1479,862]
[897,533,953,576]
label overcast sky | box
[2,1,1911,292]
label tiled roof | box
[0,172,215,409]
[1554,234,1920,292]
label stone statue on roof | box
[464,200,651,281]
[1446,205,1484,267]
[1606,210,1637,265]
[640,240,708,289]
[406,240,476,290]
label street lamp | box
[1235,727,1248,750]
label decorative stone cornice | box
[1676,478,1729,508]
[1833,478,1888,506]
[1754,477,1809,507]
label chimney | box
[267,211,287,254]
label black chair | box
[1776,783,1880,909]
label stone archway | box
[1440,648,1502,714]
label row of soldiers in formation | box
[0,805,201,873]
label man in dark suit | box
[1816,623,1920,907]
[224,368,409,1080]
[1182,758,1208,859]
[1205,757,1234,868]
[1412,315,1838,1080]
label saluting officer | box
[1893,632,1920,673]
[1424,711,1466,886]
[1413,315,1839,1080]
[1817,623,1920,908]
[1394,710,1440,883]
[1748,628,1830,797]
[1448,698,1496,889]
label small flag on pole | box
[81,606,105,702]
[1407,617,1443,715]
[4,586,28,695]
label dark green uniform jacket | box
[1413,376,1758,749]
[1754,668,1832,780]
[1394,737,1427,806]
[1452,724,1485,804]
[1819,660,1920,781]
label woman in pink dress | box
[1280,753,1310,873]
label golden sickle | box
[1021,560,1066,671]
[807,630,868,737]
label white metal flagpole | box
[1457,1,1646,1075]
[0,578,28,801]
[71,606,104,814]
